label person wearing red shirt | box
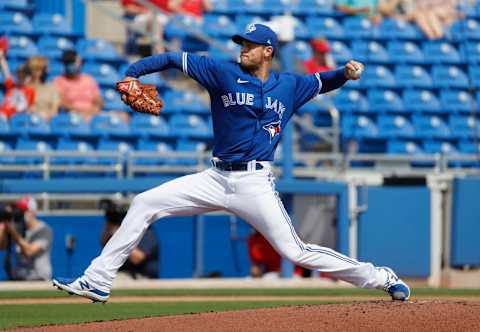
[0,50,35,118]
[247,230,281,278]
[303,39,335,75]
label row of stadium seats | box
[0,113,213,140]
[331,88,478,114]
[341,114,480,140]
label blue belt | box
[211,160,264,171]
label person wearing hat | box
[26,56,60,121]
[53,24,410,303]
[303,38,335,75]
[53,50,103,123]
[0,196,53,280]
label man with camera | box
[0,196,53,281]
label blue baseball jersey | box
[126,52,346,162]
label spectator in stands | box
[335,0,382,24]
[0,196,53,281]
[303,38,335,75]
[0,50,35,118]
[121,0,212,54]
[100,200,159,279]
[54,50,103,123]
[379,0,460,39]
[26,56,60,121]
[247,230,281,278]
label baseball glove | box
[116,79,163,116]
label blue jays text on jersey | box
[125,52,347,162]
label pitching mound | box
[12,300,480,332]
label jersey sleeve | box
[182,52,221,91]
[293,73,322,109]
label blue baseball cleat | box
[380,267,411,301]
[52,276,110,303]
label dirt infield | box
[11,300,480,332]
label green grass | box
[0,300,335,330]
[0,288,478,330]
[0,287,480,299]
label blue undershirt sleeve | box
[319,67,348,94]
[125,52,183,78]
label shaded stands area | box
[0,0,479,182]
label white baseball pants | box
[84,164,389,292]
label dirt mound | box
[12,300,480,332]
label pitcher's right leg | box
[230,185,409,300]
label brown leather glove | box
[116,79,164,116]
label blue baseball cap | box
[232,23,278,54]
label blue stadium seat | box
[387,140,423,155]
[394,65,433,88]
[330,40,352,64]
[449,19,480,40]
[293,0,335,16]
[378,115,415,139]
[91,113,130,138]
[77,39,123,63]
[168,114,211,138]
[163,90,209,114]
[343,16,378,39]
[6,35,38,59]
[422,41,462,64]
[37,36,75,60]
[362,65,396,88]
[0,12,32,35]
[341,115,378,138]
[235,15,265,32]
[134,140,173,165]
[351,40,389,64]
[15,139,51,164]
[403,89,442,113]
[306,17,345,39]
[281,41,312,65]
[102,88,128,112]
[0,0,32,12]
[82,62,121,88]
[440,89,474,113]
[52,139,96,165]
[468,66,480,87]
[0,113,11,138]
[203,14,239,38]
[412,115,451,139]
[208,39,240,61]
[460,42,480,63]
[367,89,404,112]
[96,140,130,165]
[130,113,171,138]
[387,41,425,64]
[458,140,480,154]
[0,141,15,164]
[423,141,459,155]
[378,19,422,40]
[175,139,207,165]
[50,113,90,138]
[47,61,65,80]
[333,89,369,113]
[10,113,50,137]
[449,114,480,139]
[432,65,469,89]
[165,14,204,39]
[139,72,166,89]
[32,13,75,37]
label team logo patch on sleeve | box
[263,120,281,143]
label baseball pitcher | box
[53,24,409,303]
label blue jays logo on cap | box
[246,24,256,34]
[232,23,278,54]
